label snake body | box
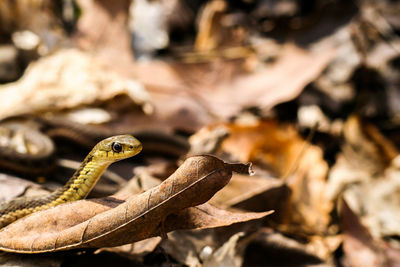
[0,135,142,228]
[0,115,189,176]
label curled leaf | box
[0,156,269,253]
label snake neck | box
[50,155,111,203]
[0,155,111,228]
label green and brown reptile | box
[0,115,189,175]
[0,135,142,228]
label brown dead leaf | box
[210,174,289,214]
[334,155,400,241]
[123,41,335,132]
[74,0,134,74]
[327,116,400,239]
[0,174,49,202]
[194,0,227,51]
[98,237,162,258]
[163,203,272,233]
[201,119,331,234]
[0,252,62,267]
[188,124,230,156]
[161,206,271,267]
[243,228,337,266]
[284,141,331,235]
[339,198,400,267]
[340,115,397,176]
[202,232,244,267]
[132,42,335,126]
[241,226,341,264]
[114,166,163,198]
[0,155,271,253]
[220,120,302,175]
[0,49,152,120]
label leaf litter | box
[0,156,271,253]
[0,0,399,266]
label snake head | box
[92,135,142,162]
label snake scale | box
[0,135,142,228]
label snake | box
[0,134,142,228]
[0,115,189,176]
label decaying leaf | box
[203,232,244,267]
[98,236,162,258]
[0,252,63,267]
[0,155,271,253]
[339,198,400,267]
[0,48,152,120]
[327,115,399,200]
[218,119,307,175]
[195,120,331,234]
[128,41,335,131]
[188,124,230,156]
[74,0,134,73]
[0,174,49,203]
[243,228,329,266]
[327,115,400,240]
[194,0,227,52]
[210,174,289,214]
[160,206,270,267]
[163,203,273,233]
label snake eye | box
[112,142,122,153]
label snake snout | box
[120,135,142,157]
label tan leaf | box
[327,116,400,240]
[210,174,289,213]
[340,199,384,267]
[132,42,335,127]
[202,120,331,234]
[161,206,271,267]
[74,0,134,73]
[0,49,152,120]
[0,155,270,253]
[203,232,244,267]
[98,237,162,257]
[163,203,273,232]
[0,174,49,202]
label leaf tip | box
[226,162,254,176]
[248,162,255,176]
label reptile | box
[0,115,189,176]
[0,134,142,228]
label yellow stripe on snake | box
[0,135,142,228]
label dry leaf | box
[194,0,227,51]
[98,237,162,258]
[243,228,326,266]
[340,199,386,267]
[161,206,270,267]
[0,155,271,253]
[203,232,244,267]
[0,252,62,267]
[327,116,400,239]
[284,141,331,235]
[210,174,289,214]
[0,49,152,120]
[163,203,273,233]
[197,120,331,234]
[132,42,335,126]
[188,124,230,156]
[0,174,49,202]
[74,0,134,73]
[219,120,305,175]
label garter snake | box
[0,135,142,228]
[0,115,189,175]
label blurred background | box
[0,0,399,266]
